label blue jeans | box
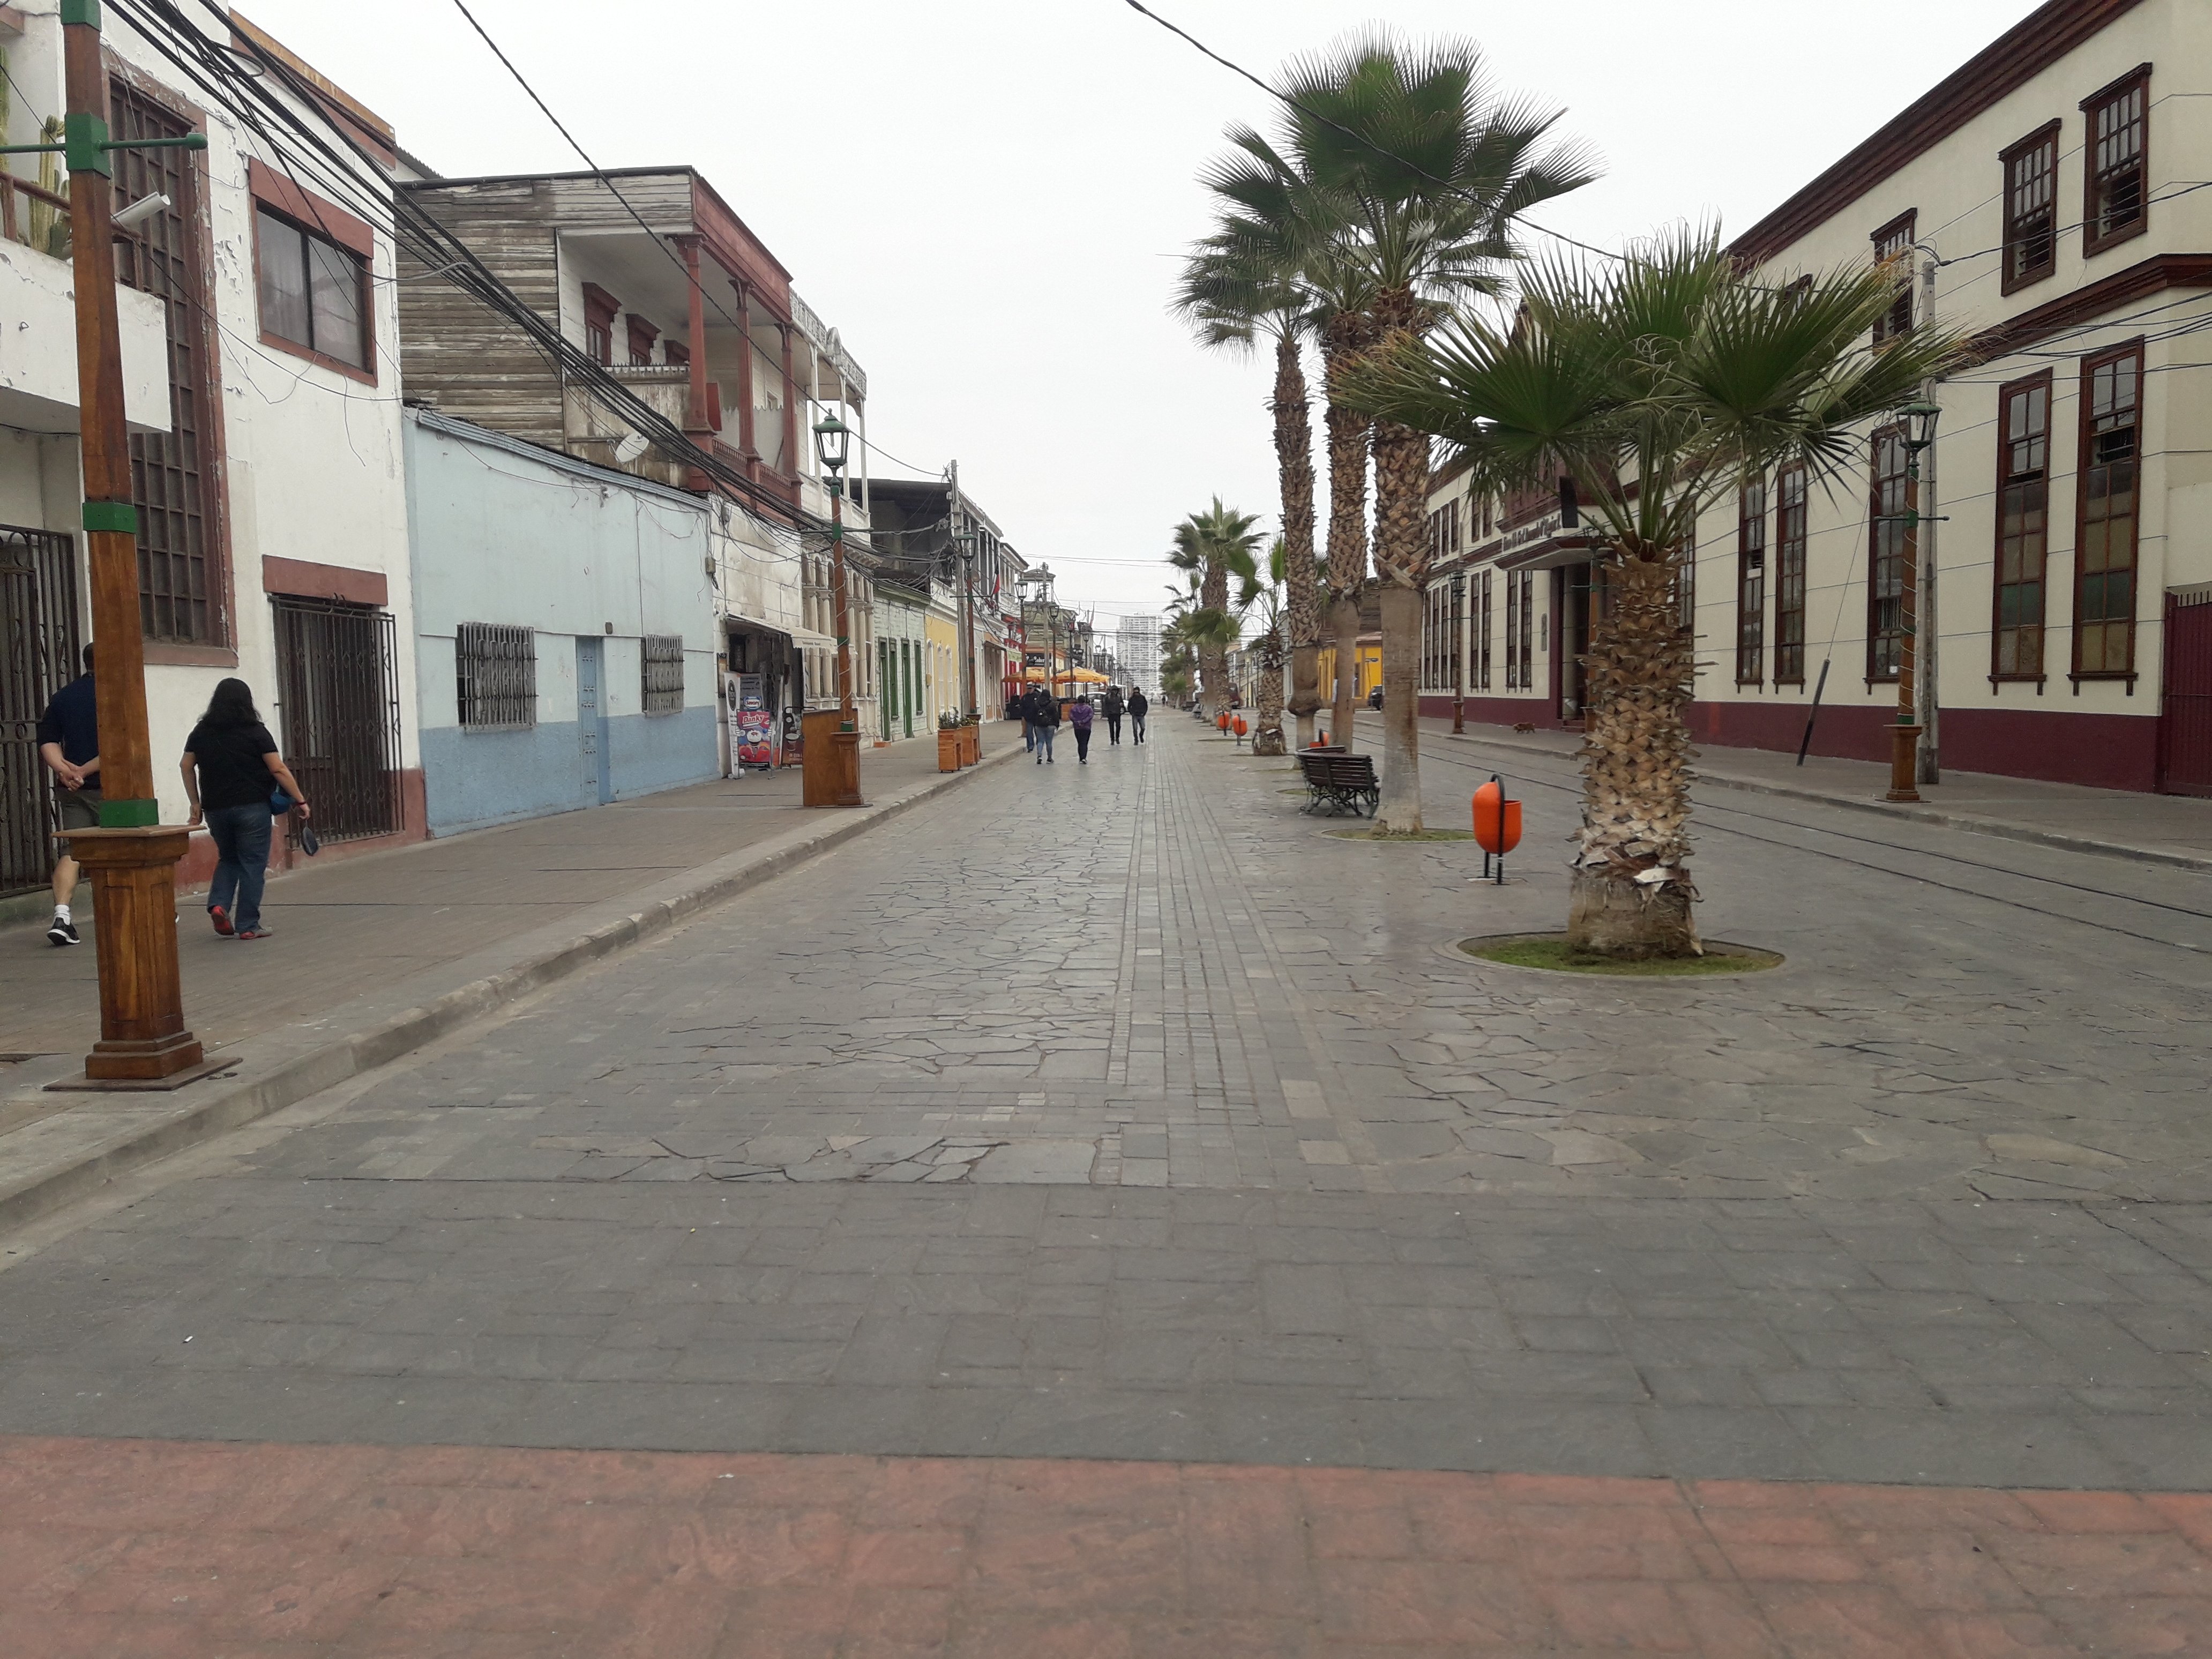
[1037,726,1056,760]
[1023,720,1037,751]
[205,802,273,932]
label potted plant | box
[937,711,963,772]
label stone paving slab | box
[1,1435,2207,1657]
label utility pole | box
[949,459,976,719]
[1916,253,1942,786]
[33,2,215,1085]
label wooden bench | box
[1297,751,1379,817]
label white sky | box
[237,0,2040,626]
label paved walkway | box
[0,732,969,1062]
[2,718,2208,1654]
[1379,711,2212,870]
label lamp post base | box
[1885,723,1924,804]
[56,825,206,1085]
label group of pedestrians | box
[1011,683,1149,767]
[36,646,313,946]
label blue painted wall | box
[405,410,722,838]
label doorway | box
[2159,590,2212,796]
[271,596,401,842]
[576,636,610,805]
[0,525,81,896]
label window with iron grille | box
[1868,428,1913,681]
[1736,476,1767,684]
[2001,123,2059,294]
[2083,67,2149,257]
[1676,533,1697,633]
[111,79,220,645]
[457,623,536,729]
[643,634,685,714]
[1476,570,1493,690]
[1993,372,2052,680]
[2075,343,2142,679]
[1504,569,1536,691]
[1774,464,1807,684]
[1870,211,1917,344]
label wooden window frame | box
[1735,475,1767,685]
[1867,426,1913,683]
[247,158,376,385]
[457,622,537,729]
[1476,570,1493,690]
[2071,339,2144,685]
[2081,64,2151,260]
[1991,368,2053,684]
[582,282,621,367]
[626,313,660,368]
[1870,210,1918,343]
[2000,121,2061,296]
[1773,463,1807,685]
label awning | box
[786,626,840,652]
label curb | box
[0,745,1022,1234]
[1426,728,2212,876]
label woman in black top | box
[180,678,311,940]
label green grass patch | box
[1325,828,1479,842]
[1460,934,1782,976]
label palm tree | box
[1167,500,1266,717]
[1348,228,1969,953]
[1197,132,1380,754]
[1273,33,1596,832]
[1173,236,1327,748]
[1244,539,1291,753]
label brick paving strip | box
[0,737,1022,1232]
[1,1436,2207,1656]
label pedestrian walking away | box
[1071,694,1095,764]
[1128,686,1149,745]
[1102,684,1125,745]
[180,678,312,941]
[1033,687,1060,764]
[34,641,100,946]
[1014,692,1036,752]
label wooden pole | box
[826,480,864,806]
[54,0,210,1086]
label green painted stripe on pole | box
[63,111,111,176]
[60,0,102,27]
[97,797,159,829]
[81,500,137,535]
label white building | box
[1424,0,2212,796]
[2,5,421,907]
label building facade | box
[2,7,421,905]
[1421,0,2212,795]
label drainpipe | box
[1918,252,1942,785]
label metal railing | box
[0,171,73,259]
[271,597,404,843]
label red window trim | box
[2071,337,2145,685]
[246,157,374,259]
[2080,63,2151,260]
[1999,119,2061,296]
[1772,461,1808,685]
[626,313,660,367]
[1989,367,2053,683]
[249,204,377,387]
[1866,424,1912,683]
[582,282,622,365]
[1735,475,1766,685]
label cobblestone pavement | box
[3,718,2209,1653]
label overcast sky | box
[240,0,2039,626]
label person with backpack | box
[180,678,312,941]
[1128,686,1149,745]
[1032,686,1060,764]
[1101,684,1125,746]
[1070,694,1095,764]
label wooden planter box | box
[937,729,962,772]
[961,725,980,765]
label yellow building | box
[1315,639,1384,704]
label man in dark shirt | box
[34,643,100,946]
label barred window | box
[1736,476,1767,685]
[2083,68,2149,256]
[2001,123,2059,293]
[457,623,535,729]
[642,634,685,714]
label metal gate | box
[270,596,402,841]
[2158,589,2212,797]
[1,526,83,897]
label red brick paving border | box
[0,1436,2207,1655]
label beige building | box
[1424,0,2212,794]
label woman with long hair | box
[180,678,311,941]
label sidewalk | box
[0,729,1017,1228]
[1362,711,2212,872]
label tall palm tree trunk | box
[1254,629,1287,753]
[1200,563,1230,717]
[1322,321,1372,749]
[1370,410,1431,832]
[1274,334,1324,749]
[1570,545,1701,957]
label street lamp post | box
[1886,400,1941,804]
[811,413,864,807]
[30,3,222,1087]
[1450,571,1467,736]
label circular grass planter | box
[1324,827,1478,843]
[1458,932,1783,977]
